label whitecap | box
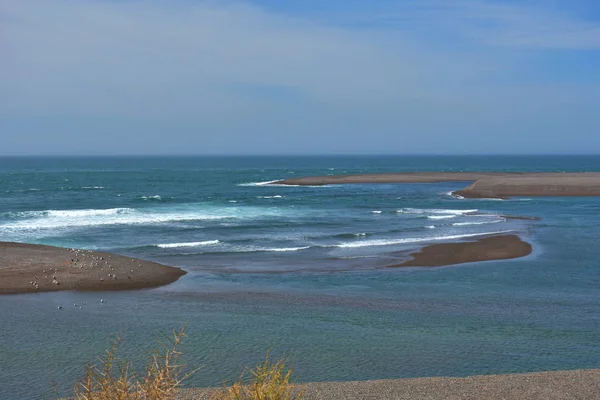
[156,240,220,248]
[256,246,310,252]
[238,180,281,187]
[371,210,383,214]
[452,220,504,226]
[425,225,435,229]
[446,191,465,199]
[335,230,514,249]
[0,205,284,232]
[427,215,456,220]
[398,208,478,215]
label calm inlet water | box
[1,156,599,399]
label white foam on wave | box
[427,215,456,220]
[470,197,505,201]
[452,219,504,226]
[238,180,282,187]
[0,204,285,232]
[81,186,106,189]
[14,208,134,219]
[140,195,161,200]
[445,191,464,199]
[371,210,383,214]
[398,208,478,215]
[156,240,220,248]
[425,225,435,229]
[256,246,310,252]
[335,230,514,249]
[259,195,284,199]
[238,180,326,188]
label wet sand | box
[388,235,532,268]
[0,242,186,295]
[274,172,600,199]
[177,369,600,400]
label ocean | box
[1,155,599,399]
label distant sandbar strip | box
[0,242,186,295]
[387,235,532,268]
[273,172,600,199]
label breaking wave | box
[138,195,163,201]
[452,220,504,226]
[334,230,514,249]
[427,215,456,220]
[398,208,478,215]
[156,240,220,248]
[0,204,286,232]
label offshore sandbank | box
[388,234,532,268]
[274,172,600,199]
[0,242,186,295]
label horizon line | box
[1,153,600,158]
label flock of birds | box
[56,299,104,310]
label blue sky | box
[1,0,599,155]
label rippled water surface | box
[1,156,599,399]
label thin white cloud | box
[0,0,508,117]
[365,0,600,50]
[0,0,599,155]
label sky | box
[1,0,600,155]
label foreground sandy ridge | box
[0,242,186,294]
[177,369,600,400]
[274,172,600,198]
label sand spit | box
[388,235,532,268]
[0,242,186,295]
[454,175,600,199]
[276,172,501,186]
[274,172,600,199]
[177,369,600,400]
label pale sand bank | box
[177,369,600,400]
[388,235,532,268]
[274,172,600,199]
[0,242,186,295]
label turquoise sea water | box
[0,156,599,399]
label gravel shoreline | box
[176,369,600,400]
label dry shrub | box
[73,326,198,400]
[214,353,302,400]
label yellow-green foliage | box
[214,353,302,400]
[71,328,301,400]
[73,326,197,400]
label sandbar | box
[0,242,186,295]
[387,235,532,268]
[274,172,600,199]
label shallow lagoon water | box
[1,156,599,399]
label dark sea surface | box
[0,156,599,399]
